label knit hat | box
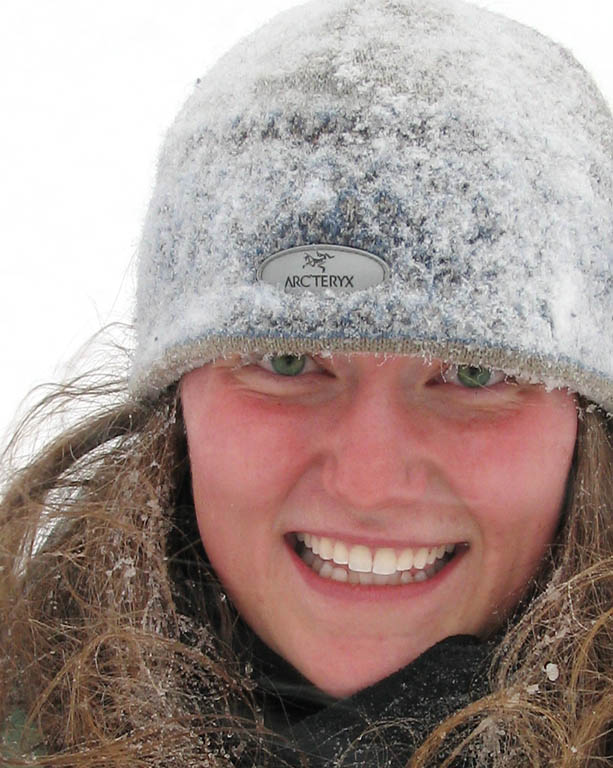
[132,0,613,414]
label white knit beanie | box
[132,0,613,414]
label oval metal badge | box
[257,245,389,294]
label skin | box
[181,353,577,699]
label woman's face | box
[181,353,577,698]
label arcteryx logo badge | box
[302,249,335,273]
[257,245,389,294]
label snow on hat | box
[132,0,613,414]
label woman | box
[1,0,612,765]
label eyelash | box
[255,355,510,390]
[438,365,508,389]
[255,354,321,377]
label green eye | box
[456,365,493,388]
[270,354,307,376]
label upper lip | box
[288,530,463,549]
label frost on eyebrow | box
[207,354,258,370]
[234,353,262,369]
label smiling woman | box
[182,355,577,699]
[1,0,612,766]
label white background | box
[1,0,612,447]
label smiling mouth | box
[292,532,459,586]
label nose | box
[319,382,432,511]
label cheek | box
[437,395,576,635]
[446,393,575,515]
[183,390,317,633]
[462,396,576,594]
[185,391,319,557]
[190,396,312,502]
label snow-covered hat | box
[132,0,613,414]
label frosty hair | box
[0,364,611,766]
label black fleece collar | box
[252,635,494,767]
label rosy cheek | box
[436,395,575,527]
[193,393,312,501]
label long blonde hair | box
[1,366,611,766]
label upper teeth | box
[296,533,455,575]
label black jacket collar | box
[252,635,493,767]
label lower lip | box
[286,538,465,603]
